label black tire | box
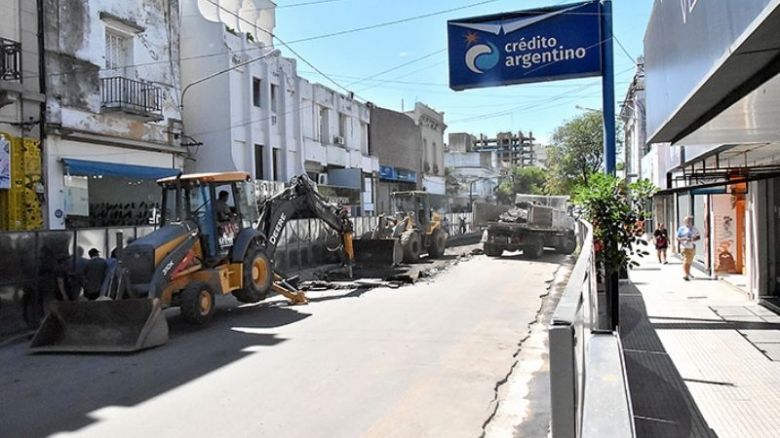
[233,245,273,303]
[557,233,577,255]
[180,281,216,325]
[483,243,503,257]
[429,228,447,258]
[525,236,545,259]
[401,230,422,263]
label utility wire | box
[205,0,363,100]
[286,0,502,44]
[613,35,639,66]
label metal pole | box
[601,0,616,175]
[469,181,474,212]
[601,0,619,329]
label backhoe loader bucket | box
[29,298,169,353]
[353,238,404,266]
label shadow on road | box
[0,298,310,438]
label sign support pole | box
[601,0,616,175]
[601,0,619,330]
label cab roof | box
[392,191,429,197]
[157,171,251,185]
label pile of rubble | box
[498,206,530,223]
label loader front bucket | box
[353,238,404,266]
[29,298,169,353]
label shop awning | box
[62,158,181,179]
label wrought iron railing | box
[100,76,162,116]
[0,38,21,81]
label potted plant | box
[573,173,656,327]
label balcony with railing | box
[0,38,21,81]
[100,76,163,120]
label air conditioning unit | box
[333,135,345,145]
[317,173,328,185]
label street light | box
[180,47,281,111]
[467,175,503,211]
[575,105,600,112]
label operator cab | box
[391,191,431,226]
[158,172,259,259]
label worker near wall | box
[83,248,107,300]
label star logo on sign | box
[464,32,479,46]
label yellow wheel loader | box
[30,174,385,353]
[360,191,448,264]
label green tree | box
[496,166,547,204]
[545,111,604,195]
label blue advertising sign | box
[448,1,602,90]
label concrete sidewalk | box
[621,256,780,437]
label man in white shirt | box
[676,216,701,281]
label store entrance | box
[711,192,747,290]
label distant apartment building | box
[448,131,538,171]
[473,131,536,169]
[180,0,377,215]
[42,0,185,229]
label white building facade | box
[444,150,501,211]
[180,0,378,215]
[43,0,185,229]
[405,102,446,197]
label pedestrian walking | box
[83,248,108,300]
[653,223,669,264]
[676,216,701,281]
[459,211,467,235]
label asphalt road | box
[0,249,564,438]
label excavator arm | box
[257,175,355,275]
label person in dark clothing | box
[653,223,669,264]
[68,246,88,300]
[459,211,467,235]
[83,248,108,300]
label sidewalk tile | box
[621,254,780,438]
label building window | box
[338,113,347,140]
[253,78,262,107]
[255,144,264,179]
[105,30,130,71]
[272,148,280,181]
[360,122,369,154]
[271,84,278,113]
[319,106,328,142]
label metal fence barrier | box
[548,221,634,438]
[0,213,476,341]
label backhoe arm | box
[257,176,355,274]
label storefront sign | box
[448,1,602,90]
[0,135,10,190]
[379,165,417,183]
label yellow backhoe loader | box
[361,191,448,263]
[30,173,397,353]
